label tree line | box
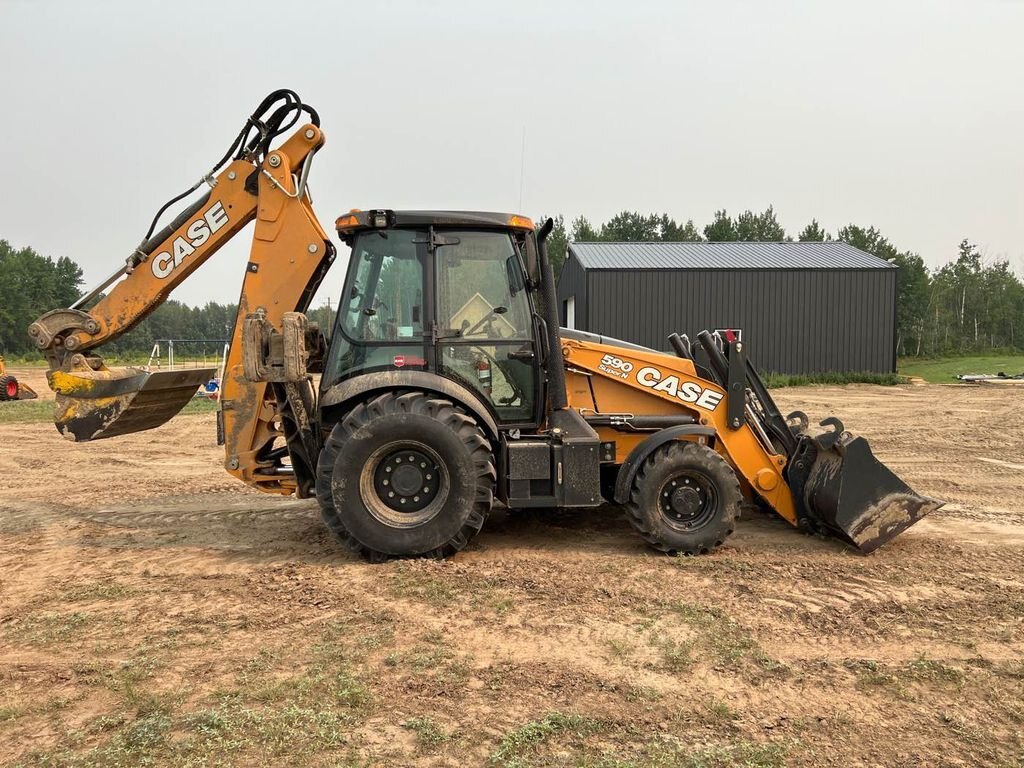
[3,208,1022,360]
[544,208,1024,357]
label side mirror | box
[506,255,525,297]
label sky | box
[1,0,1022,307]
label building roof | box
[568,241,895,271]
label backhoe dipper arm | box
[29,96,335,497]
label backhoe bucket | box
[49,365,216,442]
[802,434,943,553]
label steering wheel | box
[463,306,507,338]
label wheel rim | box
[658,470,719,531]
[5,380,16,399]
[359,441,449,528]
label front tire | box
[625,441,740,555]
[316,391,496,561]
[0,376,17,401]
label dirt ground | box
[0,381,1022,767]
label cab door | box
[434,229,540,426]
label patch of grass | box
[904,656,966,684]
[491,711,604,766]
[0,397,218,424]
[183,698,354,757]
[402,716,450,749]
[763,370,904,388]
[249,664,371,710]
[62,579,134,603]
[388,565,457,605]
[656,600,788,678]
[624,684,662,703]
[651,738,789,768]
[898,354,1024,383]
[0,695,75,724]
[579,737,789,768]
[494,598,516,615]
[606,637,635,662]
[702,698,739,724]
[665,601,724,627]
[0,400,54,424]
[6,611,92,647]
[19,626,373,767]
[850,656,965,696]
[656,637,695,674]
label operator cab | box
[328,210,544,427]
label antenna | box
[518,126,526,212]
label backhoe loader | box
[0,356,38,401]
[28,90,940,560]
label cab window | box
[436,230,536,423]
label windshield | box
[340,229,423,342]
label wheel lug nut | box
[423,487,430,494]
[420,462,426,468]
[388,491,395,498]
[383,480,389,486]
[386,466,392,473]
[413,496,420,502]
[425,474,432,480]
[400,498,406,504]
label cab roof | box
[336,209,534,235]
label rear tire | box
[625,441,740,555]
[0,376,17,401]
[315,391,496,561]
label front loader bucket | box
[15,384,38,400]
[802,433,943,553]
[49,365,216,442]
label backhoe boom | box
[28,93,335,496]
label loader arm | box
[560,337,798,523]
[560,332,942,553]
[28,92,335,496]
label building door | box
[563,296,575,329]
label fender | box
[319,370,500,439]
[612,424,718,504]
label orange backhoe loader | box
[0,356,38,401]
[28,90,940,560]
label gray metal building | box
[556,241,897,374]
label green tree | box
[890,252,930,355]
[835,224,939,355]
[542,214,569,276]
[735,206,788,241]
[657,214,703,242]
[798,220,829,241]
[0,240,84,355]
[600,211,661,241]
[570,216,600,242]
[703,210,737,241]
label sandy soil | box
[0,384,1021,766]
